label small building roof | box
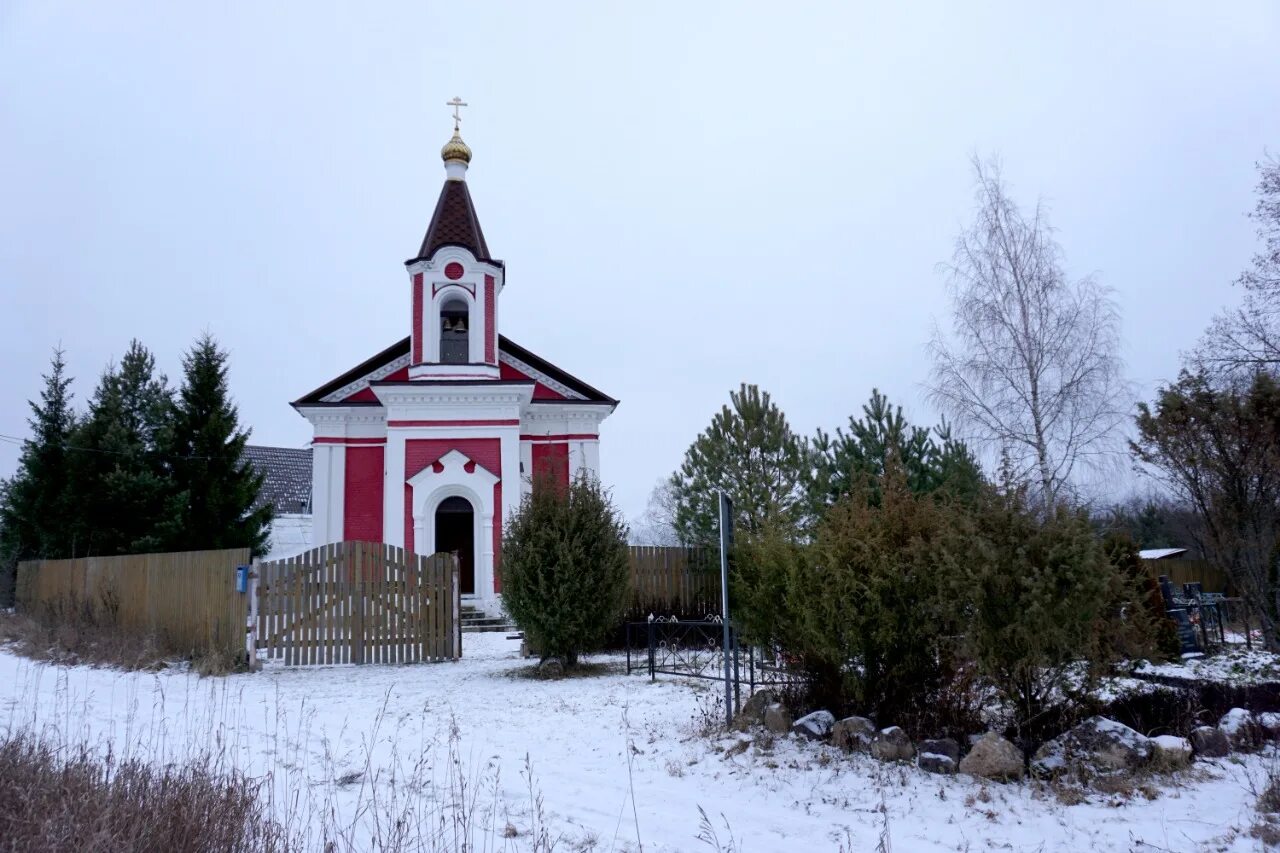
[1138,547,1189,560]
[243,445,312,515]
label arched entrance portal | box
[434,495,475,594]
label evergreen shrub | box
[501,475,630,669]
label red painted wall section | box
[484,275,496,364]
[343,446,385,541]
[403,439,502,590]
[531,443,570,490]
[335,366,409,403]
[498,362,567,400]
[412,273,424,363]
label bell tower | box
[405,97,503,381]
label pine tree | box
[0,348,79,562]
[809,389,984,514]
[71,340,174,555]
[669,384,808,545]
[161,334,271,554]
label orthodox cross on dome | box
[447,96,468,132]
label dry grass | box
[2,671,571,853]
[0,728,292,853]
[1258,770,1280,814]
[0,609,171,671]
[0,607,247,675]
[507,659,623,681]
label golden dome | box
[441,131,472,164]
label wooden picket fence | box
[254,541,459,666]
[15,549,250,659]
[627,545,718,617]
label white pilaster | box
[519,440,534,500]
[499,425,522,528]
[327,446,346,542]
[384,431,407,548]
[568,441,586,481]
[312,444,332,545]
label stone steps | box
[459,606,516,634]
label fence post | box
[732,626,740,715]
[245,558,261,669]
[452,560,461,661]
[647,617,656,682]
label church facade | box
[292,113,616,611]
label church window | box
[440,298,469,363]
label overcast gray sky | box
[2,2,1278,522]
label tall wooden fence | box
[254,542,459,666]
[1143,558,1232,595]
[15,549,250,659]
[627,545,718,617]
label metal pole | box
[719,491,733,729]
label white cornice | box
[372,384,535,409]
[294,407,388,428]
[523,403,614,421]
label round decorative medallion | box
[444,262,465,280]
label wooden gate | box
[254,542,459,666]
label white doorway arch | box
[406,449,499,601]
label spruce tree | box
[0,348,79,562]
[161,334,270,554]
[71,340,174,555]
[669,384,808,545]
[500,473,630,668]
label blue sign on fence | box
[236,565,250,594]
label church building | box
[292,104,617,612]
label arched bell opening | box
[440,298,470,363]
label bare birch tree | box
[928,158,1128,509]
[1197,155,1280,376]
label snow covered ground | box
[1,634,1275,852]
[1137,646,1280,686]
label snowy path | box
[0,634,1268,851]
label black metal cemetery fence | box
[625,616,805,713]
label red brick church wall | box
[343,445,385,541]
[530,442,569,490]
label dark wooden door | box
[434,497,475,594]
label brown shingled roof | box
[416,179,490,261]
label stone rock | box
[1189,725,1230,758]
[1219,708,1265,752]
[917,751,957,774]
[723,738,750,758]
[830,716,877,753]
[791,710,835,741]
[763,703,793,735]
[870,726,915,762]
[919,738,961,764]
[959,733,1024,782]
[1258,711,1280,740]
[536,657,564,679]
[734,690,780,729]
[1150,735,1193,771]
[1031,716,1152,777]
